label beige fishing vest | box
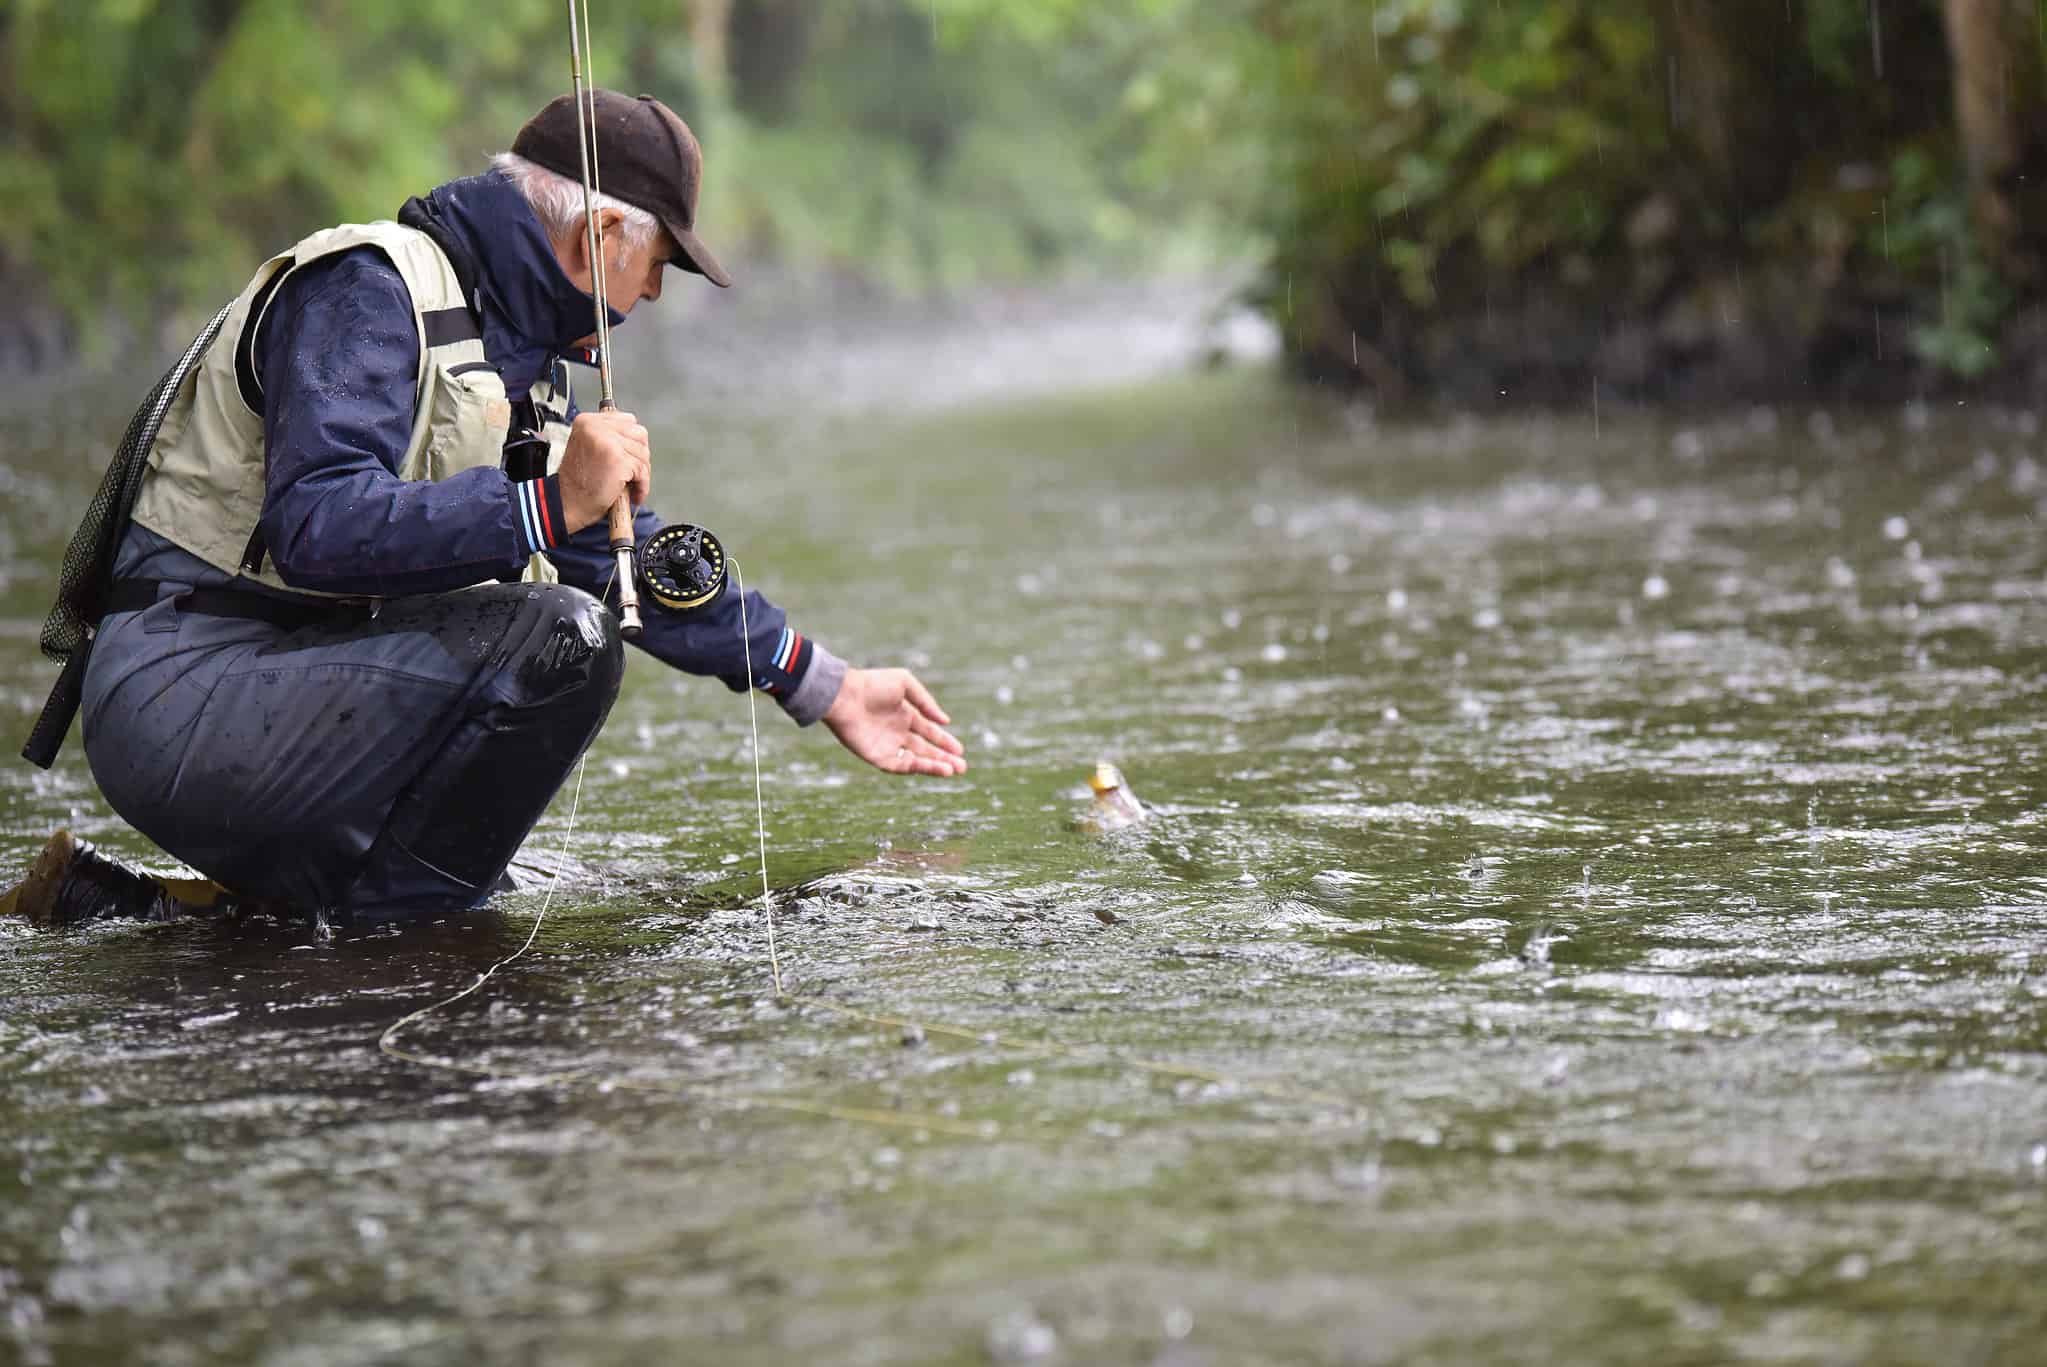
[131,220,569,597]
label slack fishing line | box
[377,0,1346,1130]
[378,548,1348,1123]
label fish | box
[1076,762,1148,834]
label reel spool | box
[635,522,728,617]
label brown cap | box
[513,90,731,288]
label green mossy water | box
[2,370,2044,1364]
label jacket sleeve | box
[545,491,847,726]
[253,250,561,597]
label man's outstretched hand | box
[823,667,968,777]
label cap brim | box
[665,221,731,288]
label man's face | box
[558,211,675,341]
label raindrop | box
[994,685,1015,705]
[1641,574,1670,601]
[1380,705,1401,723]
[1261,643,1288,663]
[1883,515,1909,541]
[986,1309,1058,1363]
[1386,587,1409,612]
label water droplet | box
[1641,574,1670,600]
[987,1309,1058,1362]
[1883,515,1910,541]
[1386,587,1409,612]
[1260,642,1288,663]
[994,685,1015,705]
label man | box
[10,91,965,927]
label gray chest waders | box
[20,305,234,770]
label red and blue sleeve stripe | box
[755,627,813,696]
[512,474,568,557]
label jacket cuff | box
[511,475,568,557]
[779,640,846,727]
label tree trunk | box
[685,0,733,95]
[1659,0,1807,229]
[1942,0,2046,281]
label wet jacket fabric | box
[129,218,573,596]
[76,169,844,914]
[120,169,842,719]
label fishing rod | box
[567,0,641,636]
[564,0,729,631]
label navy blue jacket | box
[245,171,837,719]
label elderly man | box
[10,91,965,926]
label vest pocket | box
[415,363,512,483]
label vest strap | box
[422,308,481,348]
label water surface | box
[2,362,2044,1365]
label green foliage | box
[4,0,2035,386]
[1884,150,2010,378]
[1268,0,1665,309]
[0,0,1180,343]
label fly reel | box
[635,522,728,617]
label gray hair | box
[491,151,659,256]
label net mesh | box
[38,305,233,663]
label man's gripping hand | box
[558,409,652,533]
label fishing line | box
[726,567,1346,1111]
[732,558,783,995]
[379,568,1346,1126]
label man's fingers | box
[910,712,964,755]
[902,673,950,725]
[903,733,965,776]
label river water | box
[1,330,2044,1364]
